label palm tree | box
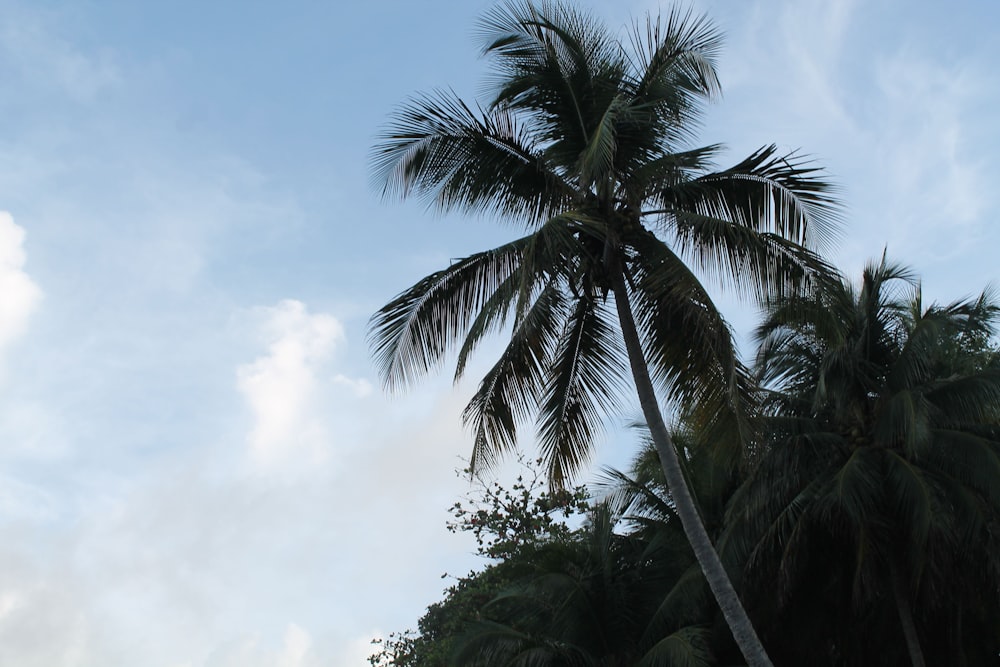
[727,256,1000,665]
[369,3,838,664]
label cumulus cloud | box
[277,624,313,667]
[236,300,344,469]
[0,212,42,357]
[234,299,374,471]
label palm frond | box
[887,304,952,394]
[636,625,714,667]
[370,238,529,390]
[627,5,722,104]
[536,296,628,487]
[577,93,624,190]
[882,450,933,567]
[639,563,712,647]
[653,144,842,253]
[373,90,579,223]
[743,474,829,577]
[872,389,931,453]
[464,282,569,474]
[596,465,675,526]
[629,144,724,198]
[921,429,1000,509]
[666,209,837,301]
[455,214,586,380]
[452,619,587,667]
[477,0,624,172]
[828,448,883,534]
[614,8,723,172]
[927,370,1000,425]
[626,231,757,463]
[454,269,525,383]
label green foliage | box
[369,565,525,667]
[451,504,714,667]
[448,458,591,561]
[726,256,1000,665]
[369,455,590,667]
[371,441,740,667]
[450,444,730,667]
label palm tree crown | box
[729,255,1000,665]
[371,1,836,482]
[369,3,839,664]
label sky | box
[0,0,997,665]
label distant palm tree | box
[369,3,838,664]
[729,255,1000,665]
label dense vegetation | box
[368,2,1000,665]
[372,266,1000,664]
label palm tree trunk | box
[891,565,926,667]
[610,266,774,667]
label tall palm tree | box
[369,3,838,664]
[727,256,1000,665]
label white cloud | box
[0,474,57,521]
[715,0,859,146]
[0,363,489,667]
[237,300,344,469]
[234,299,375,471]
[0,212,41,358]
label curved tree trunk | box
[610,266,774,667]
[891,565,926,667]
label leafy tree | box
[370,456,589,667]
[727,256,1000,665]
[448,457,590,562]
[369,3,838,663]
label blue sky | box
[0,0,997,665]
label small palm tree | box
[369,3,838,664]
[729,255,1000,665]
